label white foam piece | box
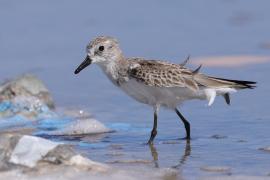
[9,135,59,167]
[68,155,109,172]
[49,118,111,135]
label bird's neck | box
[98,56,128,84]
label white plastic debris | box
[68,155,109,172]
[9,135,59,167]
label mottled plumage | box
[127,58,198,90]
[74,36,256,144]
[125,58,255,91]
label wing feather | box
[127,58,200,91]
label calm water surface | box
[0,0,270,179]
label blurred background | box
[0,0,270,179]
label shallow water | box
[1,0,270,179]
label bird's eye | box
[98,46,104,51]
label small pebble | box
[107,159,152,164]
[161,140,180,144]
[237,140,247,143]
[200,166,231,173]
[109,144,123,150]
[105,152,124,157]
[259,147,270,152]
[211,135,227,139]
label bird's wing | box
[127,58,201,91]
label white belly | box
[120,79,205,109]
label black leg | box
[147,109,158,144]
[175,108,190,139]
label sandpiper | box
[74,36,256,144]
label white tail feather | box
[205,88,237,106]
[205,89,216,106]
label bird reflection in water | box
[148,143,159,168]
[148,139,191,169]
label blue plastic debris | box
[36,118,73,131]
[0,101,13,112]
[0,115,32,130]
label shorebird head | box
[74,36,123,74]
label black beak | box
[74,56,92,74]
